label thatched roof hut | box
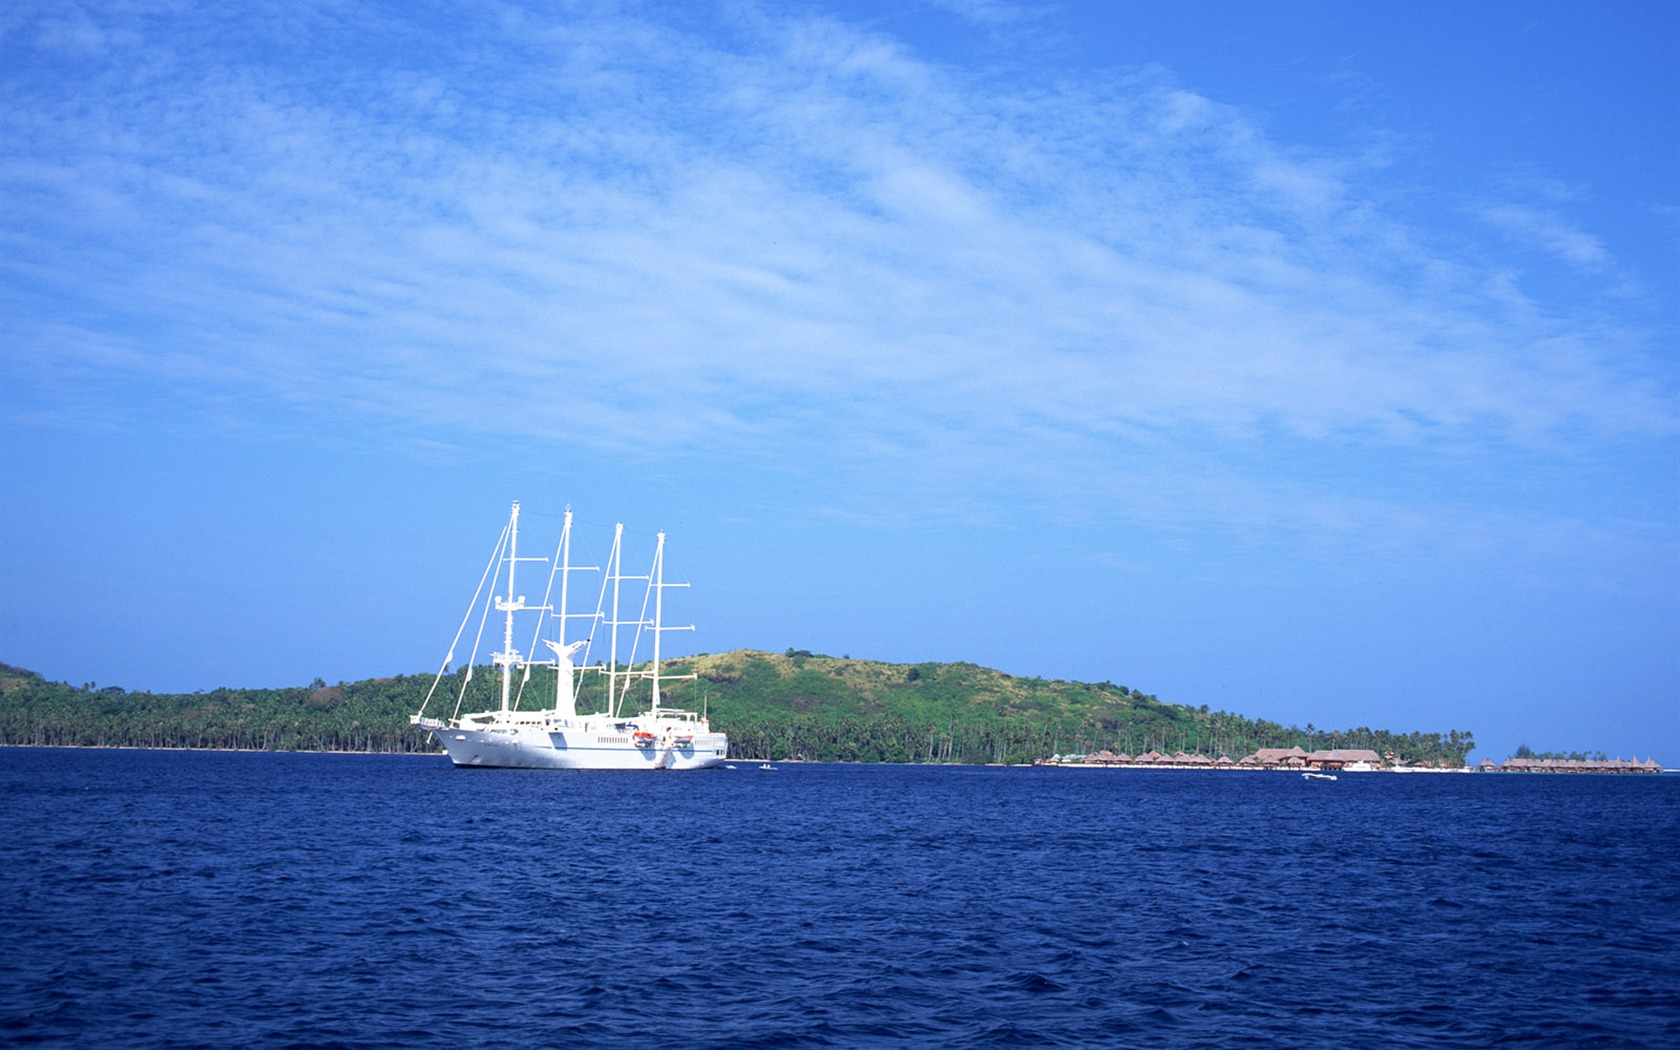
[1306,748,1382,769]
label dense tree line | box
[1512,743,1608,762]
[0,666,438,753]
[0,652,1478,766]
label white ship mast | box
[491,501,546,715]
[598,524,693,718]
[647,531,692,717]
[539,509,597,719]
[604,523,648,719]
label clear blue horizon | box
[3,1,1675,763]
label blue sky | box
[3,0,1675,763]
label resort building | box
[1303,748,1382,771]
[1483,756,1663,774]
[1242,746,1309,768]
[1042,749,1663,773]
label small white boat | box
[759,763,776,771]
[1302,771,1338,781]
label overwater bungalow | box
[1246,746,1309,768]
[1305,748,1382,771]
[1492,756,1662,774]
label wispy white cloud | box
[926,0,1040,29]
[0,0,1672,557]
[1477,201,1612,269]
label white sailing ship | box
[411,502,727,770]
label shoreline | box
[1042,761,1672,775]
[0,742,441,757]
[3,743,1672,773]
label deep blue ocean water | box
[1,749,1676,1048]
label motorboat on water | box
[411,502,728,770]
[1301,771,1338,781]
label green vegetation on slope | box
[656,650,1473,765]
[0,650,1477,765]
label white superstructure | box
[411,502,727,770]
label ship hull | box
[421,721,728,771]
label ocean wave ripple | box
[1,751,1676,1048]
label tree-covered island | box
[1,650,1480,766]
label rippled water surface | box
[2,749,1676,1047]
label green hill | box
[0,651,1475,765]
